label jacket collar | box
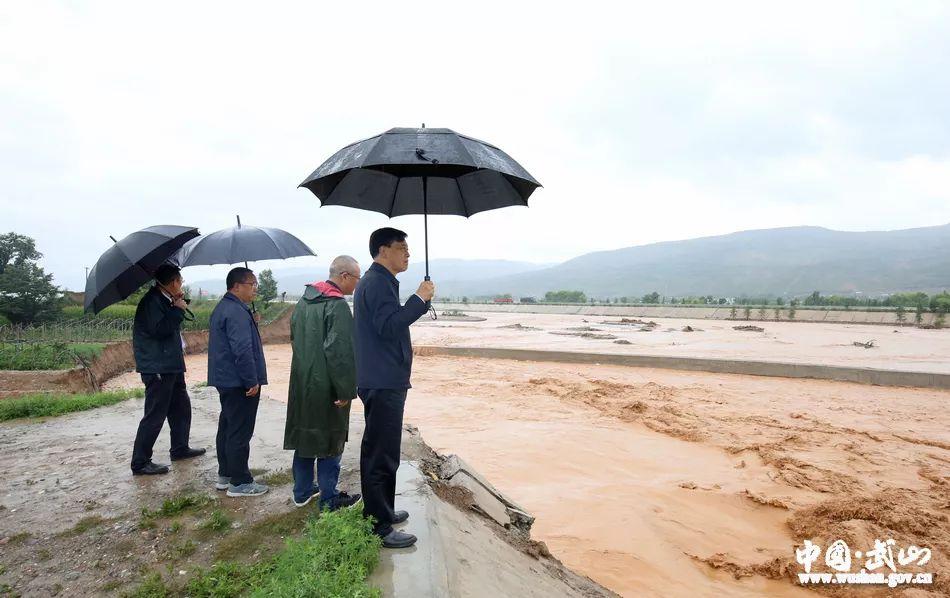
[223,292,251,311]
[370,261,398,285]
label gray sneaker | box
[226,482,269,497]
[215,476,230,491]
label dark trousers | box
[358,388,407,536]
[215,387,260,486]
[131,372,192,471]
[292,452,342,504]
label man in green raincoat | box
[284,256,363,510]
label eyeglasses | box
[238,281,259,289]
[341,271,361,279]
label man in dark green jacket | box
[284,256,363,510]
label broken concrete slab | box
[438,454,535,534]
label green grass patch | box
[214,508,311,561]
[140,493,214,528]
[257,468,293,486]
[0,389,144,422]
[123,572,170,598]
[186,507,381,597]
[5,532,30,545]
[0,342,105,370]
[59,515,107,537]
[250,506,381,597]
[99,579,122,593]
[200,509,232,533]
[166,539,197,560]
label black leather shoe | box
[392,510,409,524]
[132,461,170,476]
[170,447,206,461]
[381,530,417,549]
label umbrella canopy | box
[299,127,541,218]
[298,127,541,280]
[84,225,199,314]
[173,219,316,267]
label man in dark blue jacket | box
[131,264,205,475]
[208,267,269,497]
[353,228,435,548]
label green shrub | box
[0,342,105,370]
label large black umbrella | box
[298,126,541,280]
[84,225,199,314]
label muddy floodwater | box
[106,341,950,597]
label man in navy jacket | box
[353,228,434,548]
[130,264,205,475]
[208,267,269,497]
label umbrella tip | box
[109,235,117,243]
[421,122,425,129]
[236,214,242,228]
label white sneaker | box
[215,476,230,491]
[227,482,269,497]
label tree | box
[931,291,950,314]
[788,299,798,320]
[0,233,62,324]
[544,290,587,303]
[895,305,906,325]
[641,291,660,304]
[743,306,752,320]
[915,303,924,326]
[729,306,737,319]
[257,269,278,306]
[774,307,782,320]
[462,296,469,304]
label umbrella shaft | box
[423,176,430,280]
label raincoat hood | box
[303,280,344,303]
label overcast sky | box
[3,1,950,291]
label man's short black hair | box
[226,267,254,290]
[154,264,181,286]
[369,227,407,259]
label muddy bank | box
[0,380,612,597]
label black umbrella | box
[173,216,316,268]
[298,126,541,280]
[172,216,316,312]
[84,225,199,314]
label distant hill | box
[436,224,950,299]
